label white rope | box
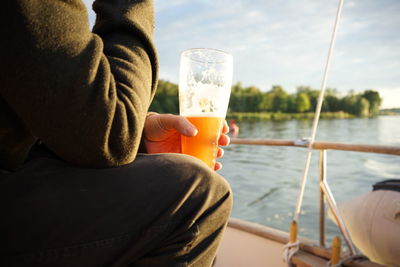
[282,241,300,267]
[293,0,345,222]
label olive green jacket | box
[0,0,158,171]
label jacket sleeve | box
[0,0,158,167]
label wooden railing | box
[230,138,400,156]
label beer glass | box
[179,48,233,169]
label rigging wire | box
[284,2,346,265]
[293,0,345,223]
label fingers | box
[214,122,229,171]
[213,148,225,171]
[214,121,229,171]
[222,120,229,134]
[216,147,224,158]
[218,133,230,147]
[218,120,230,146]
[214,161,222,171]
[159,114,198,137]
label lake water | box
[218,115,400,243]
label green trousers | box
[0,150,232,267]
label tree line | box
[150,80,382,117]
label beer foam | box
[179,48,233,118]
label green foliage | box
[270,86,288,112]
[295,93,311,113]
[362,90,382,115]
[229,83,262,112]
[259,92,273,112]
[149,80,179,114]
[341,92,358,115]
[150,80,383,119]
[227,111,354,121]
[324,94,341,112]
[296,86,319,111]
[355,97,370,117]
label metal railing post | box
[320,177,357,255]
[318,150,326,247]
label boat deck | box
[215,218,384,267]
[215,224,287,267]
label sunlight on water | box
[378,116,400,144]
[365,158,399,179]
[219,116,400,242]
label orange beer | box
[181,116,224,169]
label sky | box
[83,0,400,108]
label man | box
[0,0,232,266]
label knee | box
[144,153,233,218]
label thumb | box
[160,114,198,137]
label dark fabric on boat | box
[0,148,232,266]
[24,141,60,162]
[0,169,10,174]
[373,179,400,193]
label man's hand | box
[143,113,230,171]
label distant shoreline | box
[226,111,398,121]
[380,108,400,115]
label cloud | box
[379,88,400,109]
[81,0,400,107]
[155,0,343,88]
[154,1,399,102]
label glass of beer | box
[179,48,233,169]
